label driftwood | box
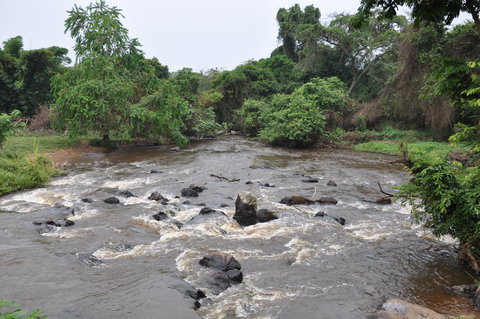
[210,174,240,182]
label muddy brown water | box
[0,136,478,319]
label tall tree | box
[322,12,406,94]
[357,0,480,32]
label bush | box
[0,110,21,148]
[0,299,46,319]
[237,77,348,146]
[0,154,59,196]
[398,155,480,271]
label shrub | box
[0,110,21,148]
[0,299,46,319]
[398,155,480,272]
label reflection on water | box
[0,136,478,319]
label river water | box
[0,136,478,319]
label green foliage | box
[130,80,189,146]
[65,0,141,61]
[52,57,135,139]
[398,155,480,265]
[238,77,347,146]
[357,0,480,31]
[353,140,460,156]
[0,36,70,115]
[0,299,46,319]
[0,110,21,148]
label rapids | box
[0,136,477,318]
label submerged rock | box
[234,192,258,226]
[226,269,243,283]
[199,207,221,215]
[77,253,104,267]
[199,251,241,271]
[104,197,120,204]
[334,217,346,226]
[207,271,231,294]
[152,212,169,221]
[256,209,278,223]
[119,190,135,198]
[301,176,319,183]
[327,180,337,187]
[280,195,315,205]
[181,188,198,197]
[315,211,326,217]
[149,169,162,174]
[82,198,94,203]
[317,197,338,205]
[367,299,448,319]
[148,191,168,202]
[375,197,392,205]
[186,289,206,300]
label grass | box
[2,133,76,157]
[0,132,74,196]
[353,140,467,158]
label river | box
[0,136,477,318]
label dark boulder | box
[189,185,207,193]
[119,190,135,198]
[104,197,120,204]
[77,253,104,267]
[148,191,168,202]
[152,212,169,221]
[82,198,94,203]
[317,197,338,205]
[327,180,337,187]
[256,209,278,223]
[199,207,220,215]
[226,269,243,283]
[149,170,162,174]
[280,195,315,205]
[233,192,258,226]
[181,188,198,197]
[207,271,231,294]
[199,251,241,271]
[301,176,319,183]
[259,182,275,187]
[186,289,206,300]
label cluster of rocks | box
[199,251,243,294]
[182,185,207,197]
[32,204,76,233]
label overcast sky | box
[0,0,367,72]
[0,1,472,72]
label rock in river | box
[199,251,241,271]
[280,195,315,205]
[104,197,120,204]
[316,197,338,205]
[256,209,278,223]
[234,192,258,226]
[148,191,168,202]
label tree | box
[357,0,480,32]
[2,36,23,58]
[321,12,406,94]
[52,0,142,141]
[276,5,321,62]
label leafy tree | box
[357,0,480,32]
[53,0,143,141]
[0,110,21,148]
[399,156,480,272]
[2,36,23,58]
[321,12,406,94]
[276,5,321,61]
[238,77,348,146]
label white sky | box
[0,0,364,72]
[0,1,472,72]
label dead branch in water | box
[378,182,395,197]
[210,174,240,182]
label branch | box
[377,182,395,197]
[210,174,240,182]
